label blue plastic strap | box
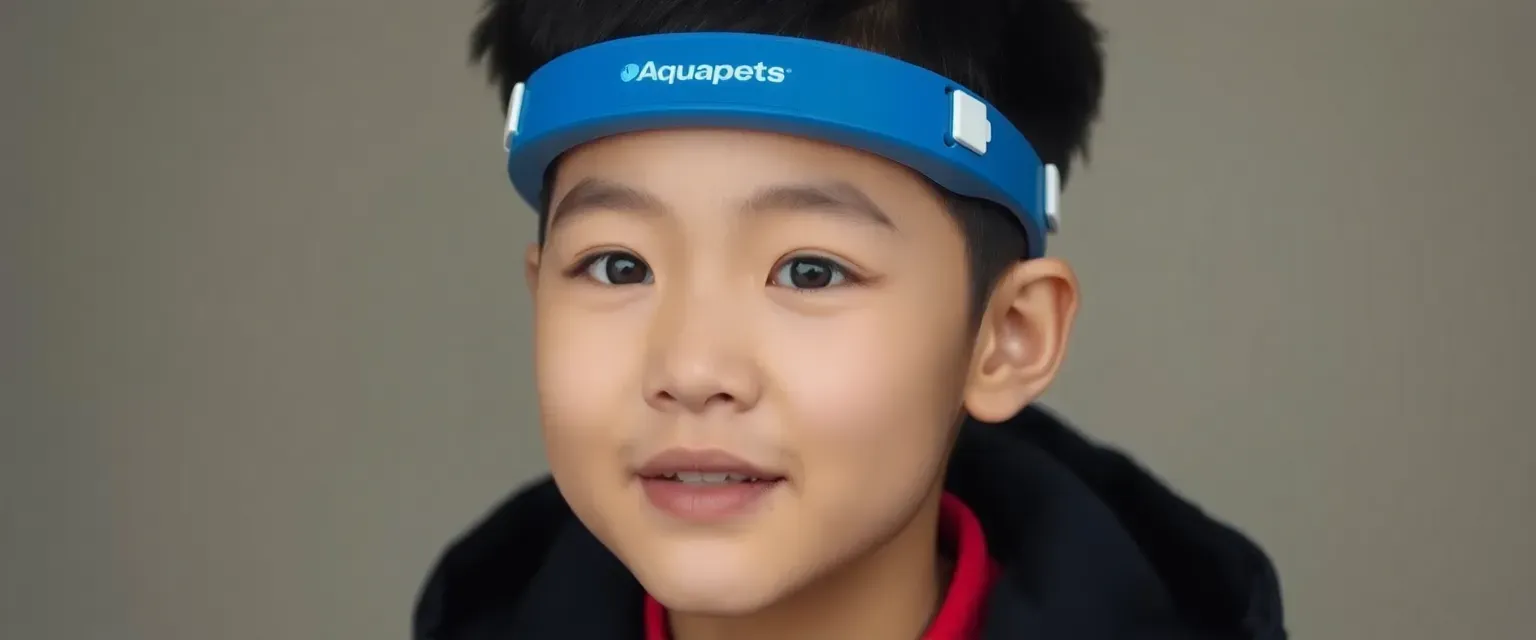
[505,32,1055,257]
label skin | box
[525,128,1078,640]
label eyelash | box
[563,250,867,291]
[565,250,654,286]
[769,253,866,291]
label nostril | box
[648,388,740,412]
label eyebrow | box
[548,178,666,232]
[546,178,897,234]
[743,182,896,230]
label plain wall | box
[3,1,1532,638]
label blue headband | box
[503,32,1060,258]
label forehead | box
[546,129,951,233]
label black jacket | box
[413,406,1286,639]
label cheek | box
[533,299,646,477]
[767,302,971,499]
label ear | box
[962,257,1080,422]
[524,242,542,295]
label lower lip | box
[640,478,782,522]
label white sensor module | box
[950,89,992,155]
[1044,163,1061,231]
[503,82,526,151]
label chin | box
[633,552,797,616]
[646,580,785,616]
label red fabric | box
[644,492,996,640]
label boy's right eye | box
[577,251,654,286]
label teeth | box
[667,471,758,484]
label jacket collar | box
[414,407,1286,639]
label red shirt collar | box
[644,492,996,640]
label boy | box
[415,0,1286,638]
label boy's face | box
[527,129,1066,613]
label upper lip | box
[636,448,785,480]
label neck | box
[669,489,948,640]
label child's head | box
[475,0,1103,616]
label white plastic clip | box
[1043,163,1061,232]
[503,82,526,151]
[950,89,992,155]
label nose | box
[642,288,762,415]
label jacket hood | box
[414,406,1286,639]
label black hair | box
[471,0,1104,319]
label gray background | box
[4,1,1533,638]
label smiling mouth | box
[637,472,786,522]
[644,471,783,484]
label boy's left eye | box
[769,256,850,290]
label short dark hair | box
[471,0,1105,318]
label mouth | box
[634,448,787,485]
[640,471,785,485]
[635,449,787,521]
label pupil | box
[791,259,831,288]
[606,256,645,284]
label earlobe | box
[524,243,542,295]
[963,258,1079,422]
